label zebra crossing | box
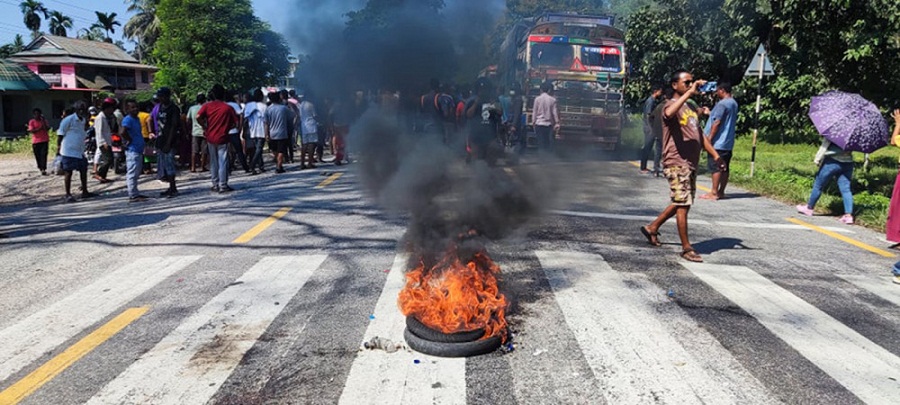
[0,250,898,404]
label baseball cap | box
[156,87,172,97]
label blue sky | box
[0,0,327,53]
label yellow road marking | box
[233,207,292,244]
[787,218,896,258]
[628,161,713,193]
[315,173,343,189]
[0,307,149,405]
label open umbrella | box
[808,90,889,153]
[0,60,50,91]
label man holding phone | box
[700,82,738,200]
[640,70,725,263]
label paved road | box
[0,155,898,405]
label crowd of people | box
[32,84,367,203]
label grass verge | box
[621,115,898,232]
[0,131,59,156]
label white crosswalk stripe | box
[684,262,900,404]
[536,251,776,404]
[0,255,202,384]
[836,274,900,308]
[86,255,327,405]
[340,254,466,405]
[3,250,900,404]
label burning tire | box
[404,327,502,358]
[406,316,485,343]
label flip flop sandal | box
[640,226,661,247]
[681,249,703,263]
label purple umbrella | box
[808,90,889,153]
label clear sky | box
[0,0,296,52]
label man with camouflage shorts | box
[640,70,724,263]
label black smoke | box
[285,0,558,255]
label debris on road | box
[363,336,404,353]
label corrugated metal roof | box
[7,55,157,71]
[11,35,151,66]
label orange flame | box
[398,245,508,342]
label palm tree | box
[19,0,48,39]
[0,34,26,58]
[77,27,106,42]
[47,10,73,37]
[91,11,121,41]
[124,0,160,62]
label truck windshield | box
[530,43,575,68]
[581,46,621,72]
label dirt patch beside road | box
[0,154,166,207]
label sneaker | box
[129,195,148,202]
[219,185,234,193]
[41,170,48,176]
[276,167,286,174]
[893,275,900,285]
[81,191,98,199]
[64,195,76,203]
[210,186,219,192]
[796,204,814,216]
[839,214,854,225]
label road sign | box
[745,44,774,77]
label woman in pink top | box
[27,108,50,175]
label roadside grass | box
[0,131,59,156]
[620,115,898,232]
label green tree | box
[19,0,48,39]
[77,27,106,41]
[92,11,122,41]
[153,0,290,98]
[124,0,161,62]
[47,10,73,37]
[0,34,26,58]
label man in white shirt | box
[531,82,560,152]
[58,101,96,202]
[93,98,116,182]
[299,95,318,169]
[244,89,268,174]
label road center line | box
[232,207,292,244]
[683,262,900,404]
[0,256,200,384]
[86,255,327,405]
[787,218,895,257]
[0,307,149,405]
[551,210,855,233]
[315,173,343,189]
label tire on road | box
[404,328,502,358]
[406,316,485,343]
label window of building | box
[52,100,65,119]
[37,65,61,74]
[141,71,149,83]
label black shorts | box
[61,156,88,172]
[269,139,289,155]
[708,149,732,173]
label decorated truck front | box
[500,14,627,150]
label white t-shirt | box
[94,111,113,147]
[227,102,242,135]
[299,100,318,136]
[244,102,267,139]
[58,114,87,158]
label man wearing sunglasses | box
[641,70,725,263]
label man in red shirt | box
[27,108,50,175]
[198,84,239,193]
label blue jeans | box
[808,158,854,215]
[250,138,266,171]
[208,143,229,188]
[535,125,554,152]
[640,128,661,172]
[125,150,142,197]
